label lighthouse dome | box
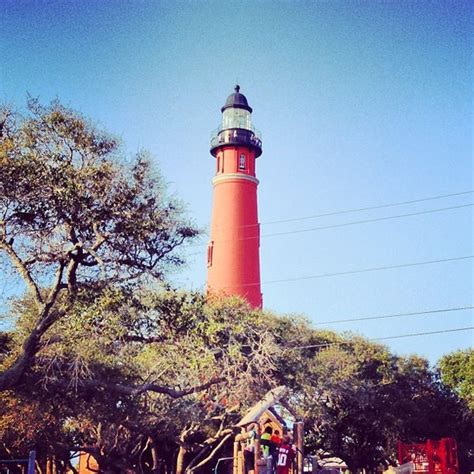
[221,85,253,113]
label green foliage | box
[0,98,199,392]
[271,328,474,472]
[0,98,198,283]
[438,348,474,410]
[0,290,280,472]
[1,289,473,473]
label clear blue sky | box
[1,0,472,364]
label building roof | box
[236,386,288,427]
[221,85,253,113]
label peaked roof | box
[236,386,288,427]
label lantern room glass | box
[222,108,252,131]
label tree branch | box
[91,222,108,251]
[186,433,233,473]
[122,334,167,344]
[0,262,68,390]
[0,241,43,305]
[74,377,225,398]
[40,262,66,324]
[0,310,67,391]
[66,250,80,294]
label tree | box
[2,285,473,473]
[281,334,400,472]
[1,290,279,473]
[271,322,474,473]
[438,348,474,410]
[390,355,474,473]
[0,98,198,391]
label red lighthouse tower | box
[207,86,263,308]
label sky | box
[0,0,472,364]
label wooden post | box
[254,424,261,474]
[238,450,243,474]
[295,421,304,474]
[233,441,240,474]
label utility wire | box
[259,190,474,227]
[315,305,474,326]
[228,254,474,288]
[289,326,474,351]
[261,203,473,240]
[190,190,473,236]
[375,326,474,342]
[182,251,204,258]
[187,202,473,247]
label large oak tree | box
[1,291,278,473]
[0,98,198,391]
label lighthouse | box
[207,86,263,308]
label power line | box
[261,203,473,240]
[376,326,474,342]
[262,255,473,286]
[190,190,473,236]
[182,251,204,258]
[187,202,473,247]
[228,254,474,288]
[315,305,474,326]
[185,253,473,292]
[289,326,474,351]
[260,190,474,227]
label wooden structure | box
[77,452,98,473]
[233,386,304,474]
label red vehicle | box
[397,438,458,474]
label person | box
[276,435,296,474]
[270,430,282,472]
[260,426,274,458]
[244,429,256,474]
[271,429,282,445]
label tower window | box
[207,241,214,267]
[239,153,246,170]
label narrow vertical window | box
[207,241,214,267]
[239,153,246,171]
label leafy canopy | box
[0,98,198,391]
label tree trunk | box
[176,446,188,474]
[34,459,43,474]
[150,437,161,474]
